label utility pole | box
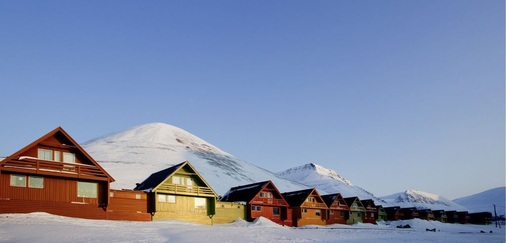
[494,204,500,228]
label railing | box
[156,184,215,196]
[303,202,327,208]
[251,198,287,205]
[1,158,109,181]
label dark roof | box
[282,188,314,207]
[220,181,270,202]
[321,193,344,207]
[344,197,361,207]
[134,161,186,191]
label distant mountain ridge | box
[453,187,505,216]
[381,189,468,211]
[277,163,387,206]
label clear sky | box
[1,0,504,200]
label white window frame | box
[77,181,97,198]
[63,152,75,163]
[168,195,176,203]
[194,198,206,209]
[28,176,44,188]
[10,174,26,187]
[54,151,61,162]
[158,194,167,202]
[38,149,53,161]
[172,176,181,185]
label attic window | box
[38,149,53,161]
[63,152,75,163]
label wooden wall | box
[108,190,151,221]
[152,194,214,224]
[213,202,246,224]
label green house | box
[376,206,387,221]
[344,197,365,225]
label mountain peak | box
[382,189,467,211]
[82,122,308,195]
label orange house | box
[0,127,115,220]
[321,193,349,225]
[282,188,328,227]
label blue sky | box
[1,0,504,199]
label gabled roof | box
[221,180,271,203]
[0,126,114,182]
[344,197,364,208]
[134,161,217,196]
[321,193,348,208]
[282,188,320,207]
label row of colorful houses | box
[0,127,491,226]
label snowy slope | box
[453,187,505,216]
[381,189,468,211]
[277,163,387,206]
[82,122,308,195]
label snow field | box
[0,213,504,243]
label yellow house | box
[134,161,217,224]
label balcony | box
[156,184,215,197]
[0,157,110,181]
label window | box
[195,198,206,209]
[77,181,97,198]
[273,207,280,215]
[38,149,53,161]
[259,192,265,198]
[172,176,181,184]
[10,174,26,187]
[158,194,167,202]
[340,211,346,216]
[302,208,307,213]
[256,206,262,211]
[28,176,43,188]
[54,151,61,162]
[315,209,321,216]
[267,192,273,198]
[330,210,334,215]
[63,152,75,163]
[186,178,193,187]
[168,195,176,203]
[135,194,141,200]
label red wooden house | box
[0,127,115,220]
[220,180,292,226]
[321,193,349,225]
[282,188,328,227]
[360,199,378,224]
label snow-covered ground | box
[0,213,504,243]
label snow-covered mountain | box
[82,122,308,195]
[277,163,387,206]
[381,189,467,211]
[453,187,505,216]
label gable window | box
[273,207,280,215]
[77,181,97,198]
[63,152,75,163]
[267,192,273,198]
[195,198,206,209]
[10,174,26,187]
[38,149,53,161]
[28,176,43,188]
[172,176,181,185]
[186,178,193,187]
[259,192,265,198]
